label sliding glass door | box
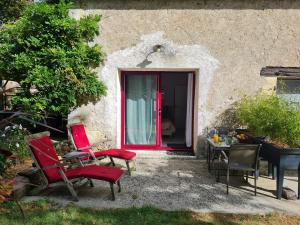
[124,74,158,146]
[121,71,194,150]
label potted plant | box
[236,94,300,199]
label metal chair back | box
[228,144,261,169]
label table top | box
[206,138,231,148]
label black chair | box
[225,144,262,195]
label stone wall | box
[68,0,300,154]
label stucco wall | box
[68,0,300,154]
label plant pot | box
[238,133,300,200]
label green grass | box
[0,200,299,225]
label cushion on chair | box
[51,165,124,183]
[93,149,136,161]
[70,124,91,152]
[29,136,64,184]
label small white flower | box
[19,124,23,130]
[13,125,17,129]
[16,143,20,148]
[1,134,5,137]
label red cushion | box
[65,165,124,183]
[70,124,91,151]
[29,136,63,183]
[93,149,136,161]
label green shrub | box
[236,94,300,147]
[0,0,32,24]
[0,125,31,161]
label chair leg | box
[117,180,121,193]
[66,181,78,201]
[110,157,115,166]
[126,161,131,176]
[226,168,229,195]
[246,171,248,183]
[254,173,257,196]
[59,169,78,201]
[88,178,94,187]
[110,182,115,201]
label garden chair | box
[25,132,124,201]
[67,123,136,175]
[224,144,261,195]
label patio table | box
[206,138,230,174]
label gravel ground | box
[23,152,300,215]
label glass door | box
[123,73,159,147]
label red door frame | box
[121,71,195,151]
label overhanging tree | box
[0,1,106,117]
[0,0,32,24]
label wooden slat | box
[260,67,300,77]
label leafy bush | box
[0,125,31,161]
[0,155,7,175]
[236,94,300,147]
[0,0,32,24]
[0,1,106,117]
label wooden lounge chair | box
[25,132,124,201]
[67,123,136,175]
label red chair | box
[67,123,136,175]
[25,132,124,201]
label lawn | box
[0,200,300,225]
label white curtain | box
[185,73,193,147]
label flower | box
[16,143,20,148]
[1,134,5,137]
[19,124,23,130]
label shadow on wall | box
[195,103,240,158]
[75,0,300,10]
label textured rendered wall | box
[68,0,300,154]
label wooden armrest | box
[63,151,89,160]
[42,162,69,171]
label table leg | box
[208,143,211,172]
[276,166,284,200]
[268,162,272,177]
[272,165,277,180]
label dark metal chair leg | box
[110,182,115,201]
[117,180,121,192]
[126,161,131,176]
[88,178,94,187]
[110,157,115,166]
[226,167,229,195]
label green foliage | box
[0,125,31,161]
[0,155,7,175]
[0,1,106,117]
[0,0,32,24]
[236,94,300,147]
